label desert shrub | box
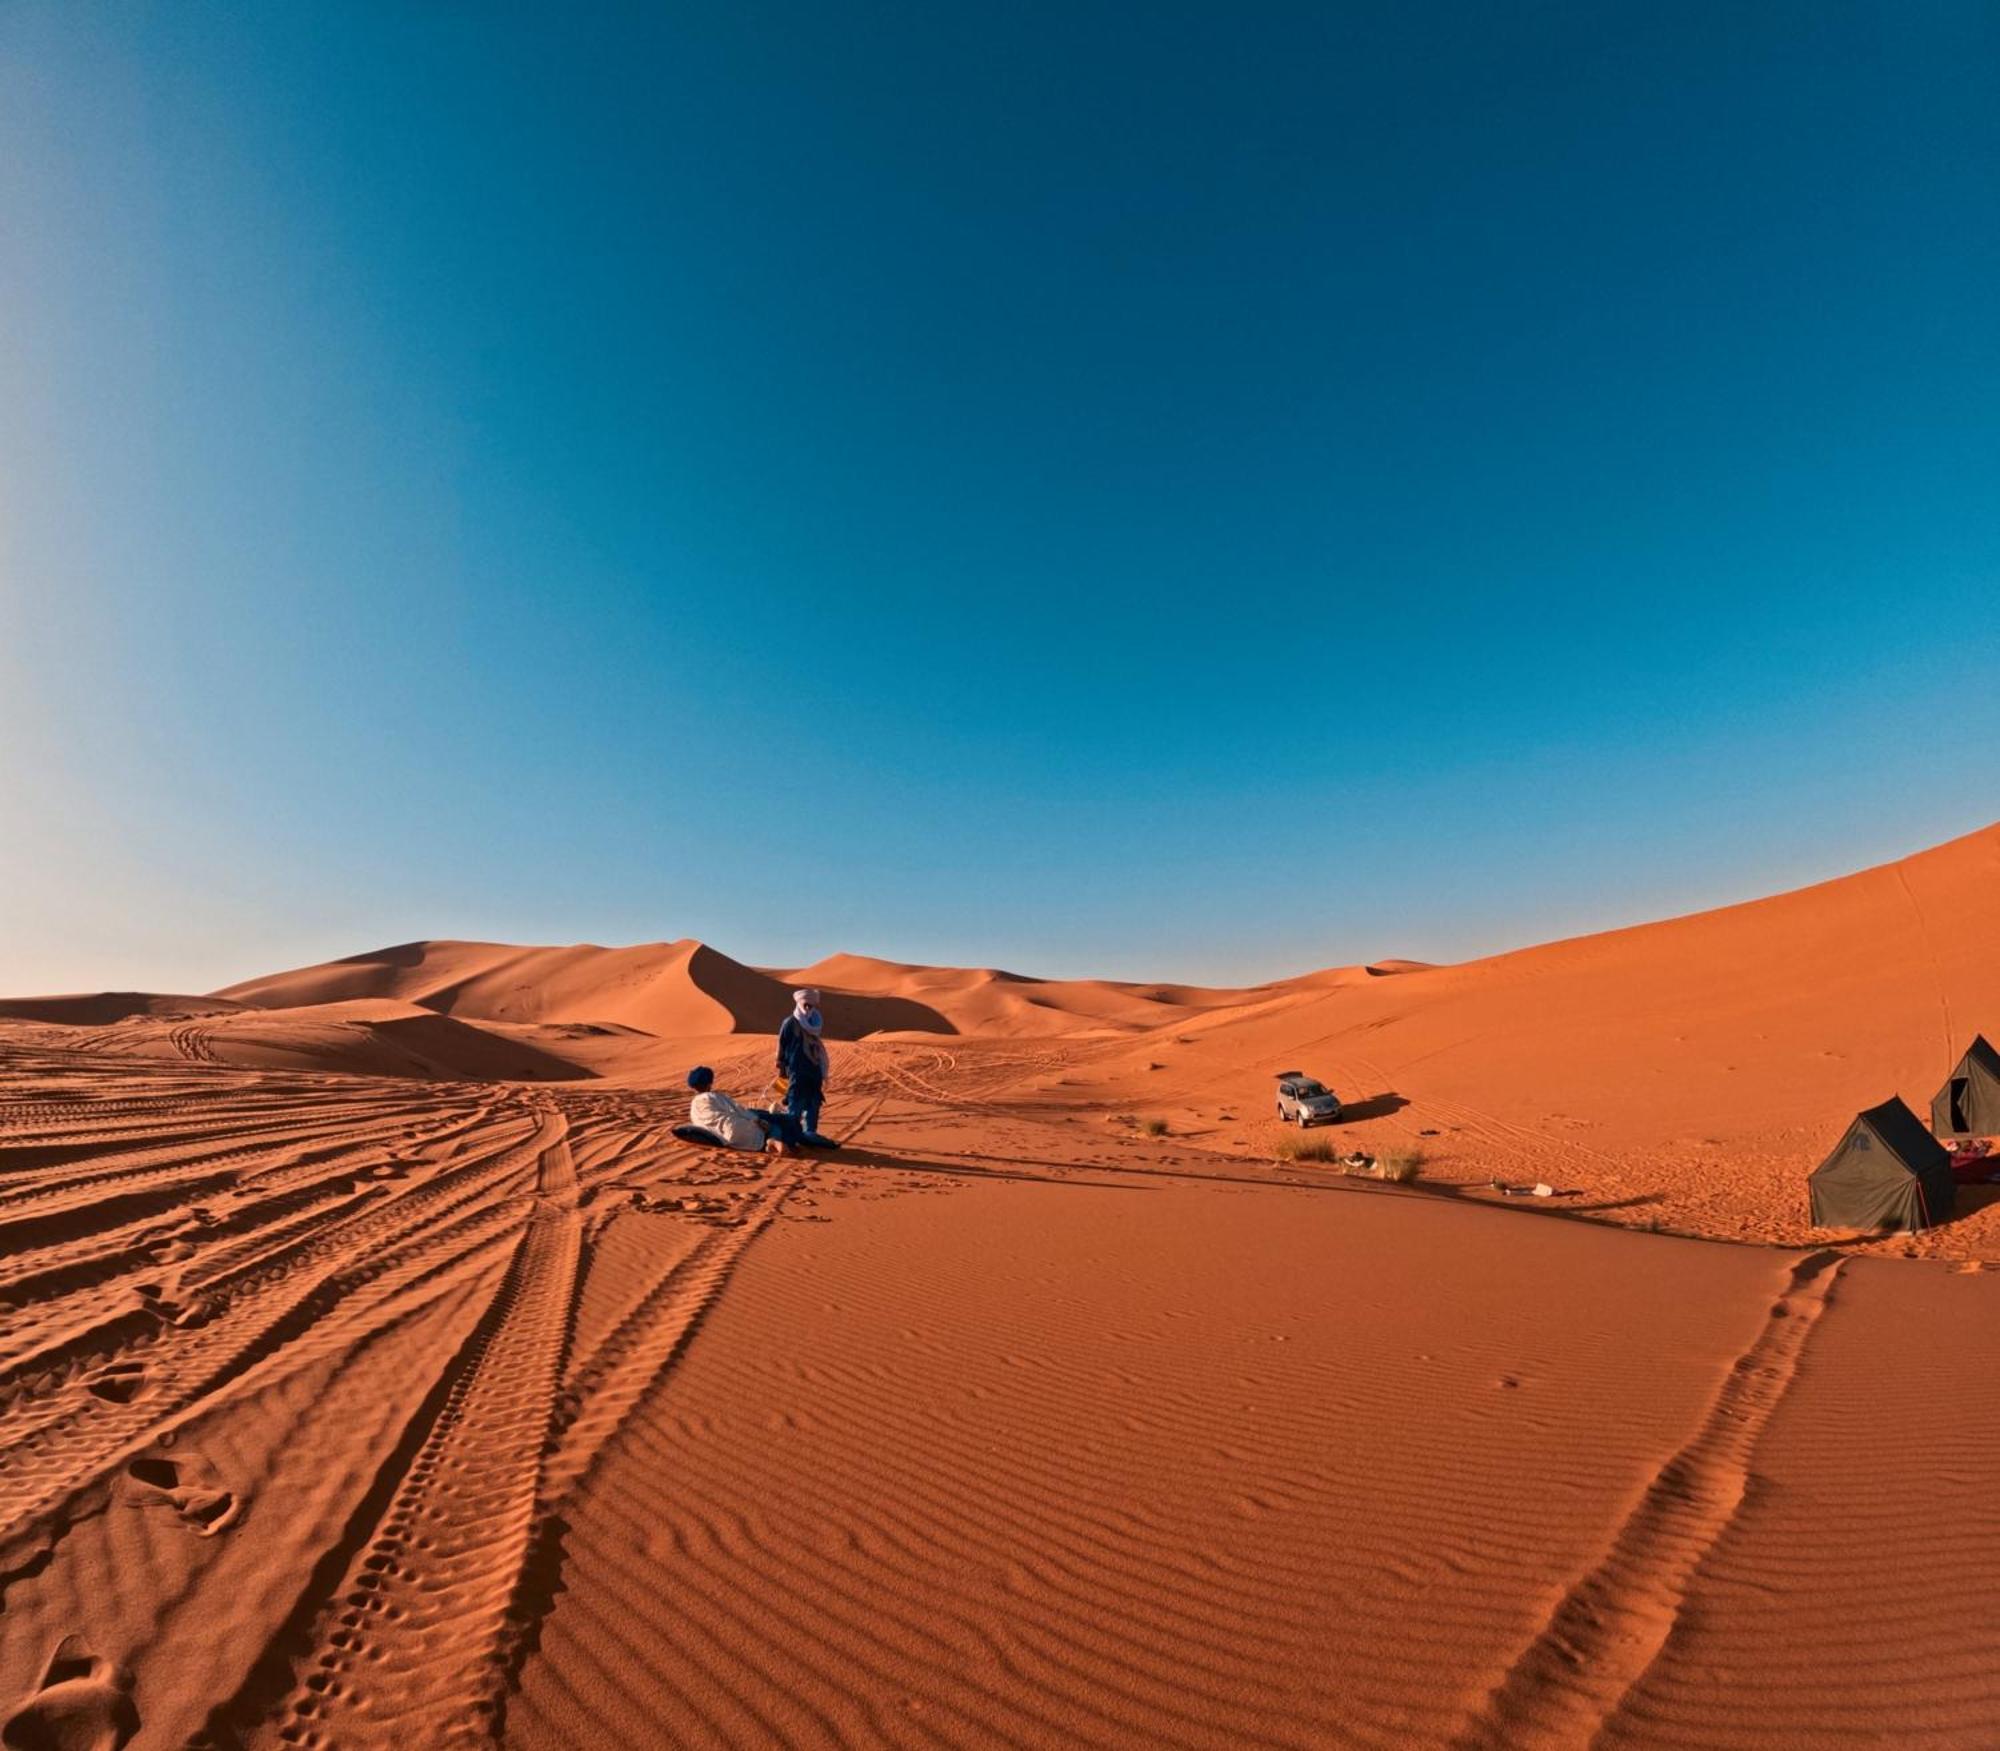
[1377,1149,1425,1183]
[1143,1117,1170,1136]
[1275,1134,1338,1163]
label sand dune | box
[4,822,1996,1249]
[0,997,596,1083]
[4,1032,1999,1747]
[219,939,958,1040]
[218,938,1268,1044]
[788,949,1270,1037]
[1076,821,2000,1249]
[0,992,248,1026]
[5,826,2000,1742]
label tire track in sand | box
[1455,1249,1845,1749]
[542,1086,890,1503]
[539,1157,810,1507]
[242,1097,857,1748]
[1895,862,1956,1065]
[258,1112,583,1749]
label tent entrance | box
[1950,1078,1971,1133]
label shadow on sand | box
[1337,1091,1409,1122]
[816,1140,1701,1243]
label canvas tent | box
[1809,1097,1956,1232]
[1932,1035,2000,1137]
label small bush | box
[1377,1149,1425,1183]
[1275,1134,1338,1163]
[1143,1117,1170,1136]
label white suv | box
[1275,1071,1343,1127]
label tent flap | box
[1933,1036,2000,1136]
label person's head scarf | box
[790,988,828,1071]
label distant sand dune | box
[4,818,1998,1232]
[0,992,248,1026]
[219,938,957,1040]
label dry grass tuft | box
[1377,1149,1425,1183]
[1143,1117,1170,1136]
[1275,1134,1338,1163]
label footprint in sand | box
[83,1364,146,1406]
[1,1636,138,1751]
[130,1282,210,1329]
[123,1452,241,1536]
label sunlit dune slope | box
[785,949,1267,1037]
[217,940,1267,1042]
[1124,821,2000,1160]
[217,939,953,1038]
[15,823,1998,1147]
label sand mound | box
[1072,821,2000,1245]
[216,937,1265,1043]
[220,939,955,1039]
[186,1004,597,1081]
[1186,821,2000,1138]
[0,992,247,1025]
[0,997,595,1081]
[786,950,1266,1037]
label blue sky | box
[2,2,1996,992]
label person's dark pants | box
[749,1107,808,1147]
[785,1080,824,1138]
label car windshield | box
[1293,1080,1327,1098]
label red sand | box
[4,824,2000,1745]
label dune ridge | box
[218,939,959,1041]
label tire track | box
[170,1025,220,1064]
[1455,1249,1846,1748]
[0,1109,550,1544]
[541,1158,807,1506]
[1895,862,1956,1065]
[260,1113,582,1749]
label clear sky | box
[2,2,1996,993]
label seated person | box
[685,1065,809,1154]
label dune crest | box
[218,938,955,1040]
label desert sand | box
[4,823,2000,1746]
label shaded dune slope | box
[0,998,595,1081]
[0,993,249,1026]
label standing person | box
[685,1066,807,1154]
[777,986,831,1142]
